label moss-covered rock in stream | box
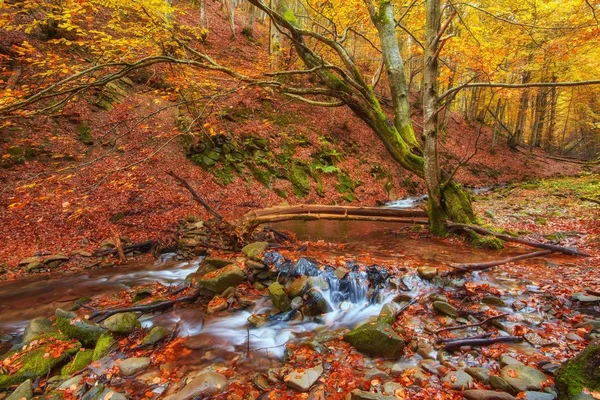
[555,340,600,399]
[22,317,57,344]
[60,349,93,375]
[268,282,291,312]
[102,312,140,334]
[55,309,105,347]
[140,326,169,347]
[196,264,246,294]
[344,321,404,358]
[0,333,81,390]
[92,332,116,361]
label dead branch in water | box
[447,222,590,257]
[87,289,201,322]
[443,335,523,351]
[449,250,554,272]
[167,171,224,221]
[435,313,509,334]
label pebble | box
[286,364,323,392]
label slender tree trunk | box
[491,98,504,154]
[545,83,557,151]
[244,3,256,36]
[229,0,236,38]
[269,0,283,70]
[199,0,208,28]
[511,70,531,149]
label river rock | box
[483,295,507,307]
[443,369,473,390]
[61,348,93,375]
[141,326,169,347]
[103,312,140,334]
[523,392,556,400]
[462,390,516,400]
[287,276,309,297]
[465,367,491,384]
[55,308,105,347]
[500,364,548,392]
[25,262,44,272]
[204,257,234,269]
[0,332,81,390]
[433,301,459,317]
[44,254,69,268]
[524,332,556,348]
[81,384,127,400]
[345,389,396,400]
[92,332,116,361]
[490,376,518,396]
[566,332,585,342]
[378,302,400,325]
[207,296,228,313]
[555,340,600,399]
[417,266,437,280]
[196,264,246,294]
[58,374,84,390]
[6,379,33,400]
[269,282,291,311]
[286,364,323,392]
[18,257,41,266]
[248,314,269,327]
[118,357,151,376]
[170,371,227,400]
[576,320,600,332]
[22,317,57,343]
[365,368,390,381]
[500,355,524,367]
[344,321,404,358]
[242,242,269,259]
[572,293,600,302]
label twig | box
[167,171,224,220]
[444,335,523,351]
[89,289,201,322]
[438,333,492,343]
[435,313,509,334]
[449,250,554,272]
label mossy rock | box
[289,162,311,196]
[60,349,93,375]
[22,317,57,344]
[0,333,81,390]
[102,312,140,334]
[344,321,404,358]
[242,242,269,259]
[268,282,291,312]
[92,332,116,361]
[55,309,105,347]
[5,379,33,400]
[205,257,234,269]
[196,264,246,294]
[555,340,600,399]
[140,326,169,347]
[469,231,504,250]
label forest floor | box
[0,175,599,400]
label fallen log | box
[236,204,428,238]
[87,289,201,322]
[449,250,554,272]
[444,335,523,351]
[435,313,509,334]
[447,222,590,257]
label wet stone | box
[443,369,473,390]
[248,314,269,327]
[286,364,323,392]
[196,264,246,294]
[500,364,548,392]
[287,276,308,297]
[490,375,518,396]
[364,368,390,382]
[344,321,405,358]
[462,390,517,400]
[524,332,556,348]
[345,389,396,400]
[22,317,57,343]
[465,367,491,384]
[6,379,33,400]
[500,355,524,367]
[523,392,556,400]
[483,295,507,307]
[118,357,151,376]
[417,266,437,280]
[103,312,140,334]
[242,242,269,259]
[566,332,585,342]
[141,326,169,347]
[269,282,291,312]
[433,301,459,317]
[292,257,320,276]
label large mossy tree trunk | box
[247,0,476,233]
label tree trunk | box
[229,0,236,38]
[199,0,208,28]
[269,0,283,70]
[510,71,531,149]
[545,83,557,151]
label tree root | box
[87,289,201,322]
[449,250,554,272]
[443,335,523,351]
[447,222,590,256]
[167,171,225,221]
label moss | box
[60,349,93,375]
[335,171,360,202]
[282,9,299,26]
[248,164,272,188]
[468,231,505,250]
[268,282,291,312]
[55,309,105,347]
[289,162,311,197]
[443,181,476,224]
[92,332,116,361]
[0,333,81,390]
[555,341,600,399]
[76,122,93,145]
[343,321,404,358]
[274,187,288,199]
[140,326,169,347]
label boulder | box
[417,266,437,280]
[433,301,459,317]
[196,264,246,294]
[490,376,518,396]
[500,364,548,392]
[204,257,234,269]
[55,308,105,347]
[207,296,228,314]
[118,357,151,376]
[443,369,473,390]
[22,317,57,343]
[555,340,600,399]
[305,288,332,315]
[378,302,401,325]
[141,326,169,347]
[103,312,140,334]
[465,367,491,384]
[170,371,227,400]
[6,379,33,400]
[242,242,269,259]
[287,276,309,297]
[500,355,524,367]
[463,390,516,400]
[286,364,323,392]
[344,321,404,358]
[269,282,291,312]
[365,368,390,382]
